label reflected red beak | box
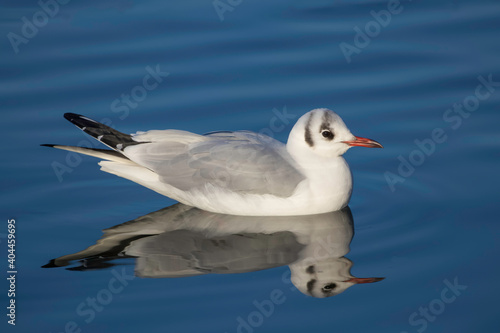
[344,277,385,284]
[343,136,383,148]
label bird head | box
[287,108,383,158]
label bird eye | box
[323,283,337,290]
[321,130,334,140]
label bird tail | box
[41,144,162,194]
[40,144,135,164]
[41,113,150,163]
[41,114,170,197]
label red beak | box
[343,136,383,148]
[344,277,385,284]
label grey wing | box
[122,131,305,197]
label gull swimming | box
[43,108,382,216]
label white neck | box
[286,139,353,212]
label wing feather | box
[122,131,305,197]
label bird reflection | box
[43,204,383,297]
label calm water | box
[1,0,500,332]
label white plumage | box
[44,108,382,216]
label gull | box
[43,203,384,297]
[43,108,382,216]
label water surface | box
[1,0,499,332]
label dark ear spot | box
[307,279,317,293]
[306,265,315,274]
[304,113,314,147]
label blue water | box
[1,0,500,332]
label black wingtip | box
[63,113,100,130]
[40,144,56,148]
[41,259,60,268]
[61,113,143,151]
[64,113,83,122]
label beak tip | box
[343,136,383,149]
[345,277,385,284]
